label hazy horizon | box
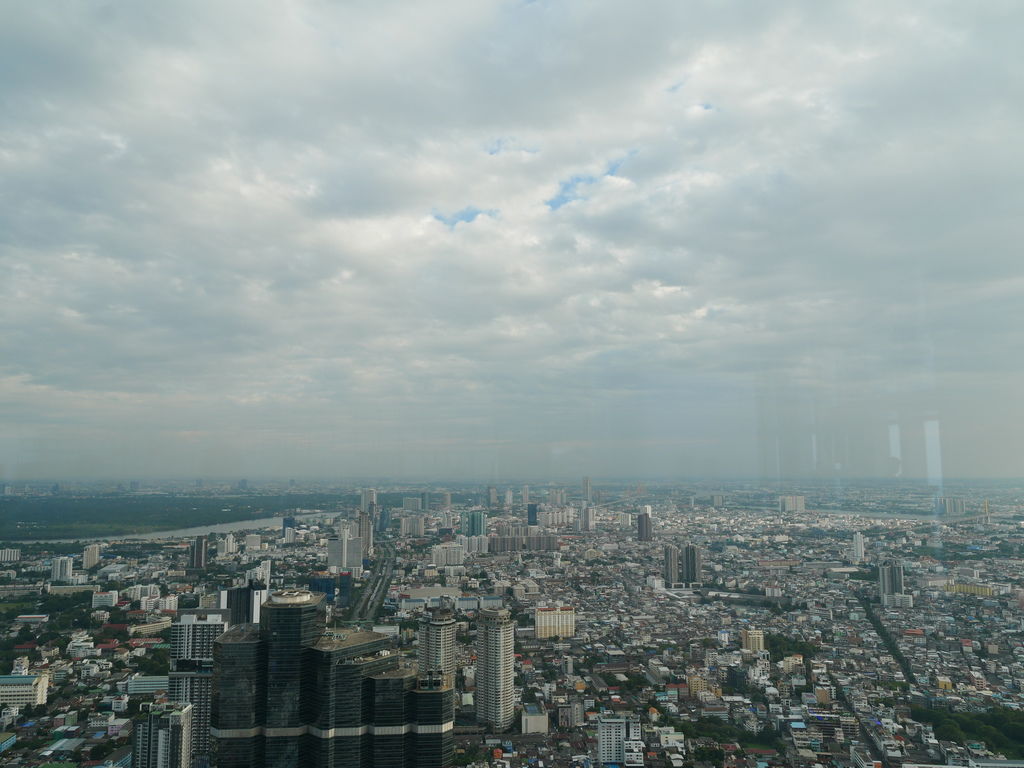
[2,2,1022,481]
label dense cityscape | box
[1,479,1023,768]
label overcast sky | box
[1,1,1022,482]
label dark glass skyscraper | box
[211,589,453,768]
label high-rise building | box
[879,559,911,607]
[680,544,702,584]
[741,628,765,652]
[327,535,345,572]
[169,610,228,765]
[308,571,336,603]
[189,537,208,570]
[527,503,539,527]
[598,715,643,766]
[211,590,453,768]
[521,485,529,505]
[663,545,679,585]
[581,506,595,532]
[358,511,374,557]
[360,488,377,513]
[851,532,866,563]
[219,580,268,626]
[487,486,498,507]
[133,701,193,768]
[475,608,515,732]
[464,509,487,537]
[220,533,237,556]
[582,476,592,504]
[778,495,806,513]
[83,543,101,570]
[419,604,456,686]
[281,515,297,538]
[636,510,652,542]
[935,496,966,516]
[51,556,73,583]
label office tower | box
[190,537,209,570]
[636,510,652,542]
[237,479,248,491]
[308,571,336,603]
[244,534,262,550]
[464,509,487,537]
[521,485,529,505]
[534,606,575,639]
[851,532,866,563]
[211,589,453,768]
[440,491,452,509]
[502,488,513,508]
[663,545,679,585]
[360,488,377,513]
[527,503,539,526]
[741,628,765,652]
[878,559,912,607]
[778,495,806,513]
[680,544,702,584]
[475,608,514,732]
[373,502,391,533]
[220,533,237,556]
[51,556,73,583]
[281,515,297,538]
[327,535,344,572]
[710,493,725,508]
[133,701,193,768]
[582,476,592,504]
[83,543,100,570]
[358,511,374,557]
[581,506,595,532]
[345,536,363,569]
[598,715,643,766]
[419,603,457,686]
[487,486,498,507]
[219,581,268,626]
[169,611,228,765]
[337,571,353,608]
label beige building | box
[534,606,576,639]
[0,675,47,707]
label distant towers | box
[527,503,539,527]
[663,545,679,586]
[636,507,653,542]
[51,556,73,583]
[935,496,966,516]
[133,701,192,768]
[522,485,530,505]
[360,488,377,513]
[83,543,101,570]
[878,558,911,608]
[475,608,515,732]
[851,532,866,563]
[464,509,487,537]
[419,603,457,687]
[189,536,208,570]
[680,544,702,585]
[582,476,593,505]
[778,495,806,513]
[487,486,498,507]
[581,506,595,532]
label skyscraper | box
[636,509,652,542]
[51,556,73,583]
[169,610,228,766]
[527,503,539,526]
[475,608,514,732]
[879,559,911,607]
[133,701,193,768]
[189,537,208,570]
[360,487,377,513]
[326,535,345,572]
[598,715,643,766]
[663,545,679,585]
[487,486,498,507]
[851,532,866,563]
[464,509,487,537]
[418,603,456,687]
[521,485,529,505]
[83,543,100,569]
[219,580,268,626]
[211,589,453,768]
[680,544,702,585]
[582,476,592,504]
[358,511,374,557]
[281,515,297,538]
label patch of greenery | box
[911,706,1024,757]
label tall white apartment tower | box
[51,556,73,582]
[360,488,377,513]
[851,532,866,563]
[475,608,515,732]
[598,715,643,766]
[418,604,457,687]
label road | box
[350,539,395,622]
